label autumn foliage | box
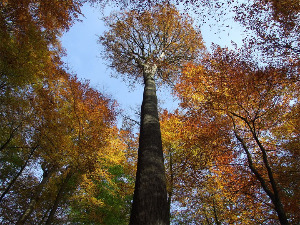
[1,0,299,224]
[100,3,203,84]
[163,45,299,224]
[0,0,133,224]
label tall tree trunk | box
[130,64,169,225]
[16,167,54,225]
[44,170,72,225]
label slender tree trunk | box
[204,209,211,225]
[0,124,20,152]
[16,167,54,225]
[45,171,72,225]
[38,207,51,225]
[212,199,221,225]
[233,129,289,225]
[0,146,37,202]
[250,127,289,225]
[0,135,13,152]
[231,113,289,224]
[130,64,169,225]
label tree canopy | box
[99,3,203,84]
[1,0,299,224]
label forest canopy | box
[0,0,299,224]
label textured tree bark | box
[130,64,169,225]
[167,152,174,221]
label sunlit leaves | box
[99,3,204,84]
[172,45,299,223]
[0,0,84,89]
[0,68,128,223]
[0,0,136,223]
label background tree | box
[174,45,299,224]
[95,0,299,64]
[161,109,274,224]
[3,0,298,224]
[99,3,203,224]
[1,0,136,224]
[234,0,299,63]
[0,0,85,89]
[0,69,128,224]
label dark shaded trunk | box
[16,167,54,225]
[204,209,212,225]
[130,64,169,225]
[0,124,21,152]
[212,199,221,225]
[45,171,72,225]
[38,207,51,225]
[167,152,174,220]
[233,129,289,225]
[0,146,37,202]
[0,135,13,152]
[250,127,289,225]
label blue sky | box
[60,3,245,121]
